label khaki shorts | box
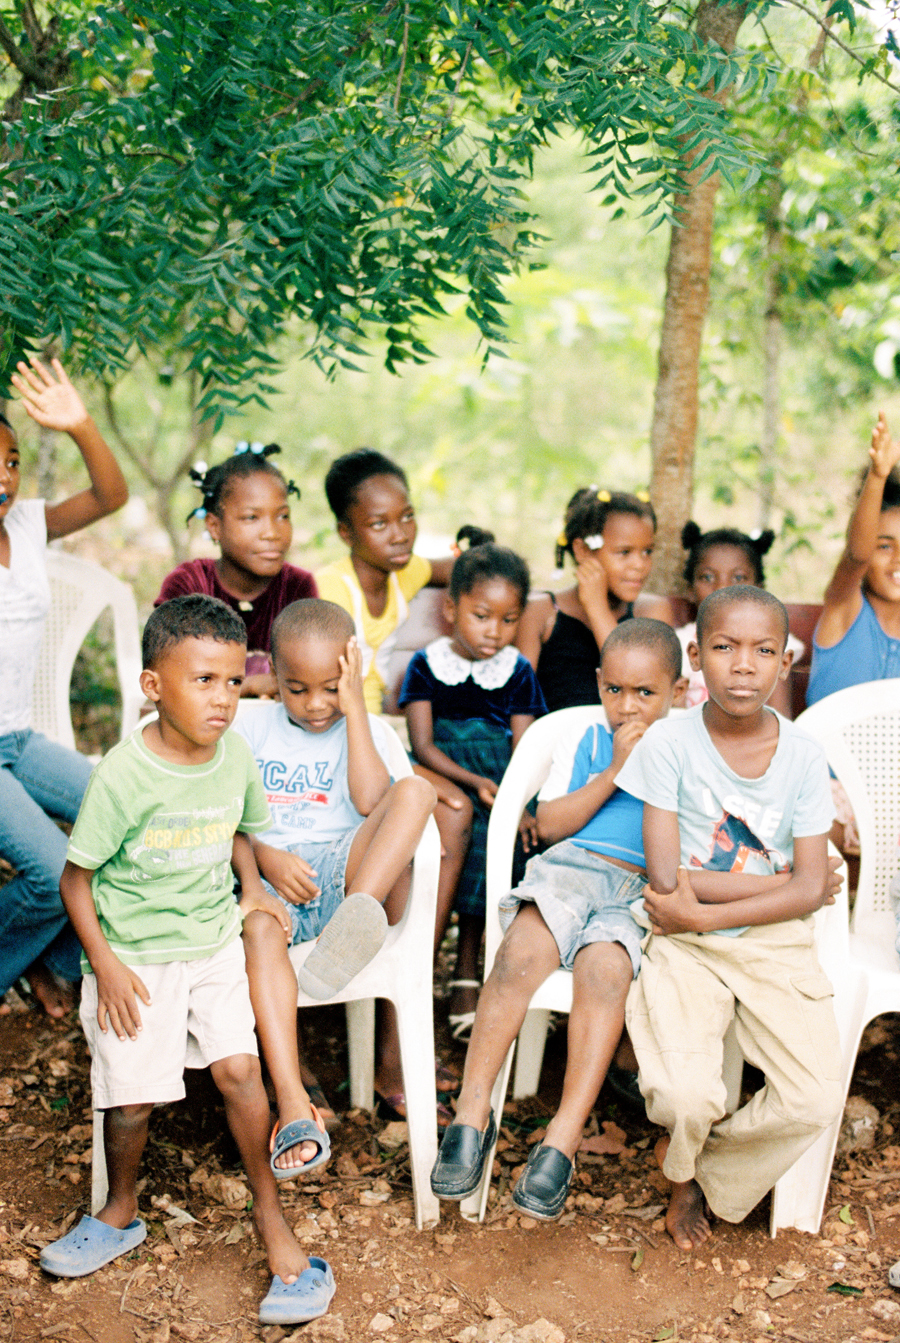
[80,938,258,1109]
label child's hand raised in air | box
[256,843,321,905]
[10,356,92,434]
[643,865,705,936]
[337,636,366,716]
[869,411,900,480]
[239,883,292,939]
[610,720,647,776]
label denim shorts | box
[498,839,645,977]
[261,826,359,946]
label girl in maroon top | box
[156,444,316,698]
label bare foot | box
[254,1202,310,1283]
[666,1179,713,1250]
[24,963,73,1019]
[270,1103,326,1173]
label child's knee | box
[212,1052,263,1097]
[242,908,289,955]
[573,942,633,1005]
[105,1102,154,1131]
[436,792,473,846]
[492,916,553,987]
[390,773,437,819]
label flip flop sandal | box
[430,1110,497,1199]
[40,1215,147,1278]
[447,978,480,1042]
[435,1057,461,1094]
[375,1091,454,1128]
[297,892,387,1000]
[511,1142,574,1221]
[269,1104,330,1179]
[259,1257,336,1325]
[306,1082,341,1131]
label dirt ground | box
[1,992,899,1343]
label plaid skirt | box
[433,717,527,919]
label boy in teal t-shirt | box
[39,595,336,1328]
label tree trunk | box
[758,175,783,532]
[648,0,749,593]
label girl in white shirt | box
[0,357,126,1016]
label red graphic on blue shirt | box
[690,811,776,873]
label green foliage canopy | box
[0,0,765,417]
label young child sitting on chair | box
[41,595,333,1327]
[235,598,436,1157]
[431,618,686,1220]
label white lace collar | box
[424,637,519,690]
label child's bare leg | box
[344,774,436,901]
[95,1103,153,1229]
[242,911,319,1172]
[451,913,485,1020]
[409,767,473,956]
[655,1135,712,1250]
[372,862,411,1099]
[543,941,632,1160]
[454,905,560,1132]
[211,1053,309,1283]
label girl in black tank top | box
[516,487,673,711]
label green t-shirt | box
[67,727,271,967]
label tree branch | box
[0,12,53,87]
[393,3,410,113]
[15,0,43,52]
[782,0,900,93]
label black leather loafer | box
[511,1142,573,1220]
[430,1111,497,1200]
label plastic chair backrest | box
[796,679,900,950]
[30,549,143,752]
[485,706,605,968]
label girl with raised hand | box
[400,542,546,1042]
[0,356,127,1017]
[155,444,316,699]
[808,412,900,703]
[516,487,673,713]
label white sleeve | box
[538,724,588,802]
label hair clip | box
[234,440,265,455]
[193,459,208,476]
[583,534,604,550]
[556,530,568,548]
[636,489,650,503]
[597,489,611,503]
[185,505,207,523]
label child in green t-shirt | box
[39,595,335,1328]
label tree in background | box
[0,0,756,413]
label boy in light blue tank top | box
[430,619,686,1221]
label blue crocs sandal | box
[270,1105,331,1179]
[511,1143,573,1221]
[40,1214,147,1277]
[430,1111,497,1200]
[259,1257,336,1325]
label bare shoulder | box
[635,592,676,625]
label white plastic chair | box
[91,712,442,1230]
[31,549,143,752]
[777,679,900,1231]
[460,706,851,1235]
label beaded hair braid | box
[186,442,300,523]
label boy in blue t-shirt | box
[431,619,686,1221]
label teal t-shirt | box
[67,727,271,966]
